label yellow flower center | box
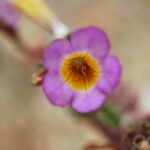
[60,52,100,91]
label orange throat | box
[60,52,100,91]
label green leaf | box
[96,103,121,128]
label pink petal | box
[71,26,110,60]
[42,71,75,107]
[71,87,105,113]
[43,39,72,70]
[97,55,122,94]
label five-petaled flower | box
[42,26,122,113]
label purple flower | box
[0,0,19,28]
[42,26,122,113]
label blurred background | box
[0,0,149,149]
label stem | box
[0,22,26,50]
[87,116,125,150]
[0,22,28,61]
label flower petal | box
[97,55,122,94]
[0,0,19,27]
[71,87,105,113]
[42,71,75,107]
[71,26,110,60]
[43,39,72,70]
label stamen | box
[60,52,100,91]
